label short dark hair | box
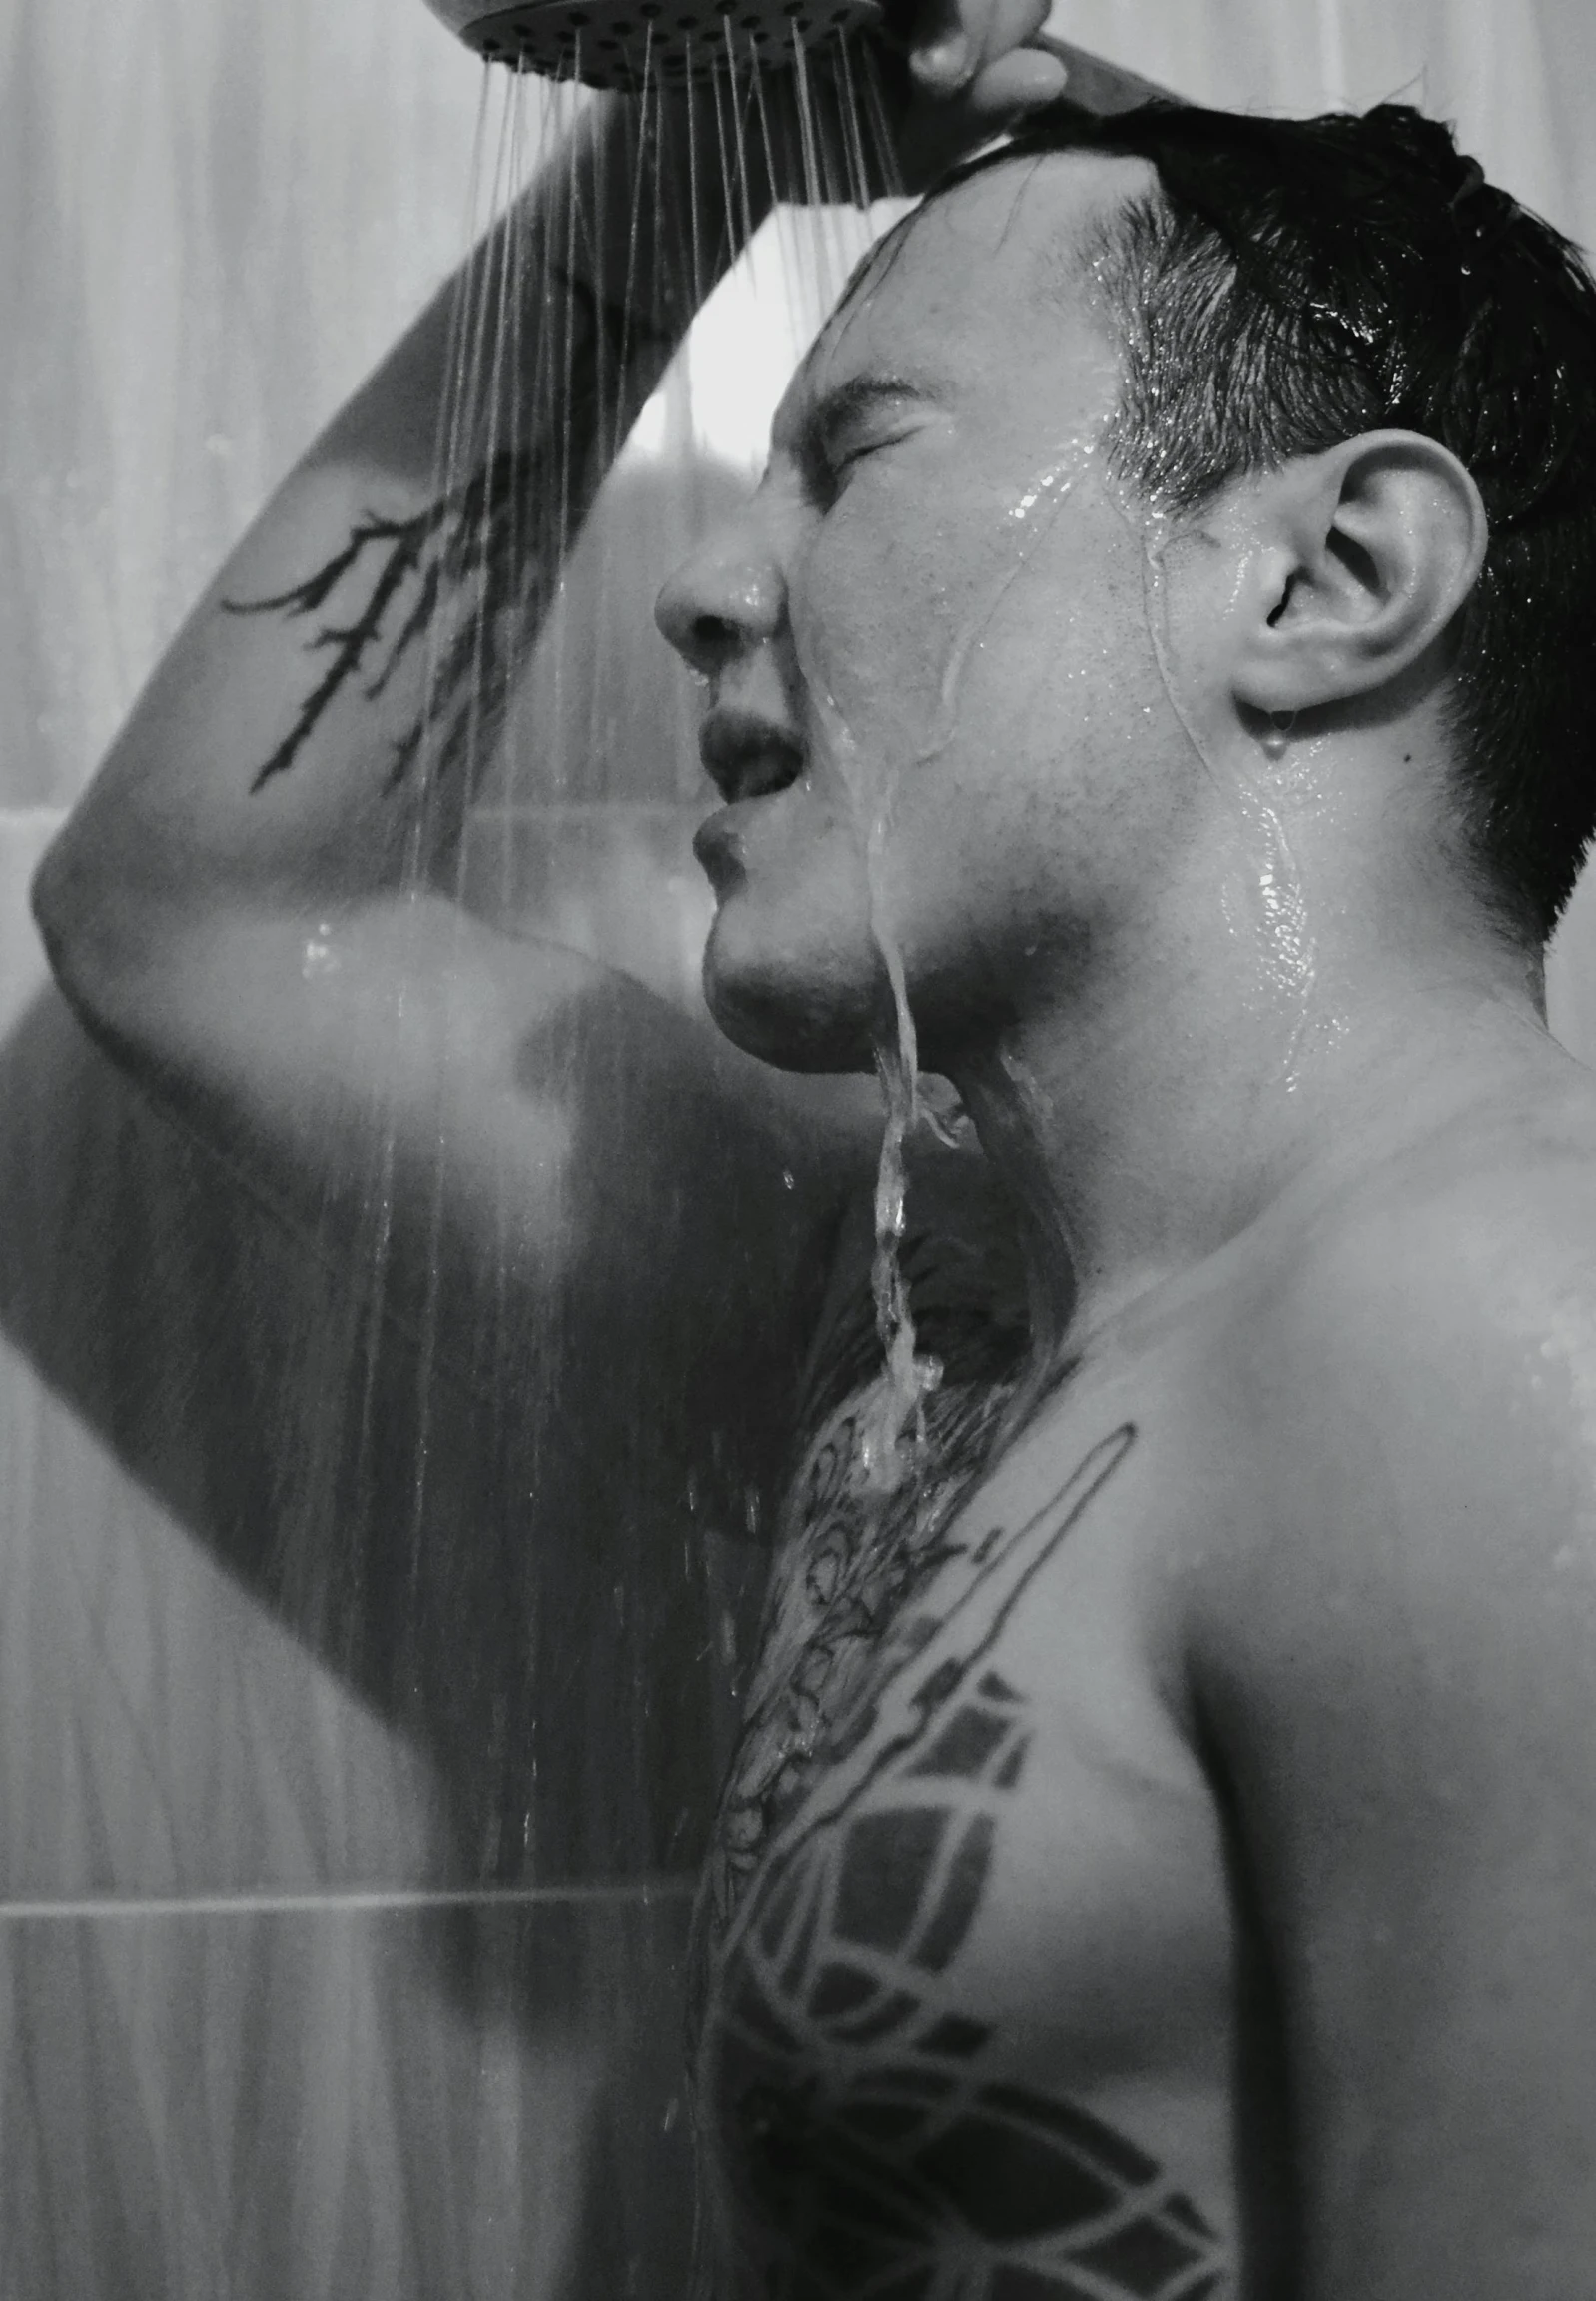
[944,100,1596,940]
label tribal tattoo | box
[698,1423,1231,2301]
[227,266,676,800]
[703,1374,1023,1940]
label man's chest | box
[692,1383,1244,2290]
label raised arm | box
[30,10,1107,1482]
[34,88,878,1465]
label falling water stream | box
[408,36,1157,1509]
[401,36,948,1501]
[806,434,1098,1485]
[1111,483,1325,1088]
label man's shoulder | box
[1253,1064,1596,1406]
[1188,1063,1596,1677]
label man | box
[33,9,1596,2293]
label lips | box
[693,705,808,896]
[698,706,805,805]
[692,810,747,895]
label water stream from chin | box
[803,446,1094,1493]
[812,687,943,1492]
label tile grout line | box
[0,1879,699,1922]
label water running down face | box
[656,149,1206,1079]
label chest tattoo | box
[704,1377,1018,1941]
[697,1422,1231,2301]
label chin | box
[701,905,881,1074]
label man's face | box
[656,150,1192,1072]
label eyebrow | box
[791,371,939,454]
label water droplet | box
[301,929,338,979]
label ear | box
[1224,431,1488,719]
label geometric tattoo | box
[226,266,675,801]
[696,1423,1231,2298]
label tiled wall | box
[0,1893,696,2300]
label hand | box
[886,0,1071,190]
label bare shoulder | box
[1258,1059,1596,1446]
[1171,1068,1596,2301]
[1187,1055,1596,1712]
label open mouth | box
[698,707,806,806]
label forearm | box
[35,88,768,972]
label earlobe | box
[1229,430,1488,720]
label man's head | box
[1011,98,1596,944]
[657,100,1596,1073]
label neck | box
[946,882,1549,1359]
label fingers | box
[904,0,980,95]
[961,42,1069,125]
[854,0,1073,198]
[972,0,1054,71]
[905,0,1052,92]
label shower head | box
[424,0,1173,114]
[422,0,885,89]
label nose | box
[655,507,787,679]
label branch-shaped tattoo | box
[226,447,537,795]
[226,261,678,802]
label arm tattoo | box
[699,1425,1234,2299]
[226,265,677,799]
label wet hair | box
[937,100,1596,941]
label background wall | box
[2,2,1595,2294]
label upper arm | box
[1188,1187,1596,2299]
[34,834,877,1503]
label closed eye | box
[808,428,905,505]
[794,371,935,510]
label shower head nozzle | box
[424,0,885,89]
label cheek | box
[787,495,961,763]
[866,598,1163,972]
[878,778,1085,970]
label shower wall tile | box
[0,1886,696,2301]
[0,0,489,806]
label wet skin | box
[657,152,1176,1078]
[689,1066,1596,2301]
[660,156,1269,2285]
[35,87,1596,2301]
[659,154,1596,2297]
[691,1268,1253,2297]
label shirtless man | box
[32,7,1596,2292]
